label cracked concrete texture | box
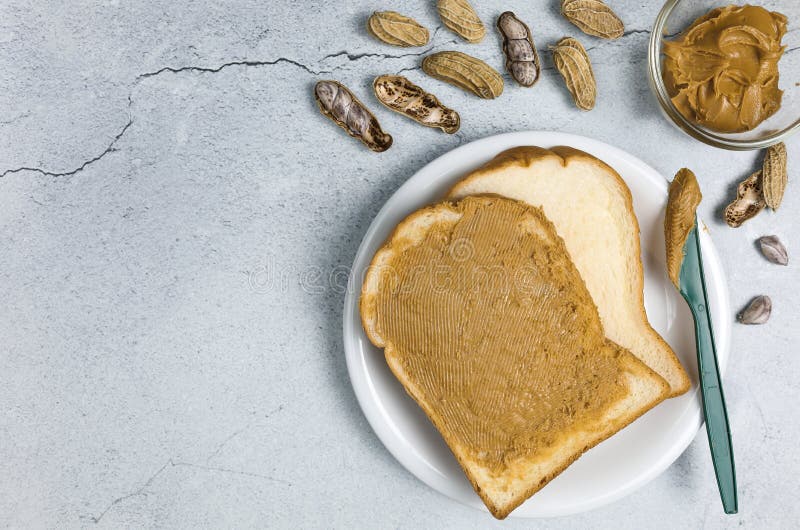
[1,0,799,528]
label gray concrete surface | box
[1,1,798,528]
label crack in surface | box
[174,461,292,485]
[89,460,171,524]
[206,405,283,464]
[2,26,458,179]
[205,425,252,464]
[90,405,286,523]
[137,57,325,79]
[137,33,457,81]
[584,28,650,52]
[320,42,451,64]
[0,111,31,125]
[89,456,291,524]
[1,119,133,178]
[394,65,421,76]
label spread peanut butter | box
[663,5,787,133]
[373,197,626,473]
[665,168,702,289]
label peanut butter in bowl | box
[662,4,787,134]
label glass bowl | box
[648,0,800,150]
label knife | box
[678,221,738,514]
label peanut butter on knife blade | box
[665,168,702,289]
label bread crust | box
[448,146,690,396]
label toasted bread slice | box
[361,196,669,518]
[448,147,690,396]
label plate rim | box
[342,131,731,518]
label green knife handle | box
[682,226,738,514]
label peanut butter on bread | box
[449,146,691,396]
[360,196,669,518]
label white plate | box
[342,131,730,518]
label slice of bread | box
[448,146,690,396]
[361,196,669,518]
